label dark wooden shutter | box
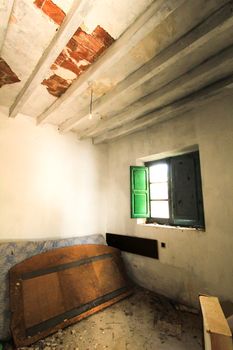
[130,166,149,218]
[171,152,204,227]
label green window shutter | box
[130,166,150,218]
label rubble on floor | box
[4,287,203,350]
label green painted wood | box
[130,166,149,218]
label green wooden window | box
[130,166,150,218]
[130,151,205,228]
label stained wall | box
[106,92,233,306]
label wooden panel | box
[10,244,131,347]
[199,295,232,350]
[130,166,150,218]
[106,233,158,259]
[211,334,233,350]
[172,154,198,221]
[23,273,65,328]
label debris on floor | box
[4,287,203,350]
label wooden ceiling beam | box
[9,0,95,118]
[85,44,233,138]
[0,0,15,53]
[77,2,233,138]
[37,0,186,125]
[93,74,233,144]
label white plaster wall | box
[0,108,107,240]
[106,92,233,307]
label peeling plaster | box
[53,66,77,81]
[0,0,59,106]
[51,0,74,14]
[0,0,152,108]
[0,57,20,88]
[42,25,115,97]
[34,0,66,25]
[42,74,72,97]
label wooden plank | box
[200,296,231,336]
[25,288,130,337]
[23,273,65,329]
[84,42,233,139]
[93,74,233,144]
[9,0,95,118]
[0,0,14,53]
[59,1,233,133]
[228,315,233,333]
[10,244,132,347]
[199,295,232,350]
[37,0,186,124]
[210,333,233,350]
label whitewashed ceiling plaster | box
[0,0,233,143]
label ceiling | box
[0,0,233,143]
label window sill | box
[137,221,205,232]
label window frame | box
[146,158,172,225]
[145,151,205,229]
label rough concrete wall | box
[106,92,233,307]
[0,108,108,240]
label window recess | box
[130,151,205,229]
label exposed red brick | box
[43,26,115,97]
[42,74,72,97]
[93,25,115,48]
[34,0,44,7]
[0,57,20,88]
[51,51,82,76]
[34,0,65,25]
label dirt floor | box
[6,287,203,350]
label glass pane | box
[149,163,168,182]
[150,182,168,200]
[151,201,169,218]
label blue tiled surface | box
[0,234,105,340]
